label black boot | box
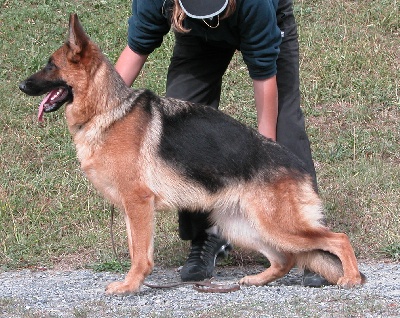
[180,233,231,281]
[302,269,331,287]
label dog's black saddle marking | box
[159,103,306,193]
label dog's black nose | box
[19,81,27,92]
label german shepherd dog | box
[19,14,365,294]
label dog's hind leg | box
[214,210,296,286]
[296,231,364,288]
[251,200,363,287]
[231,179,363,288]
[106,186,155,295]
[239,248,295,286]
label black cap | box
[178,0,229,19]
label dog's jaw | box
[37,87,72,121]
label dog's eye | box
[45,60,58,71]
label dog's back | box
[158,97,309,189]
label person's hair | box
[171,0,236,33]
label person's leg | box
[276,0,329,287]
[276,0,317,190]
[166,32,235,281]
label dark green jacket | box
[127,0,281,79]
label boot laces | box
[187,234,227,266]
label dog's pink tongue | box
[38,92,52,122]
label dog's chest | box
[72,115,113,162]
[77,148,122,206]
[71,128,114,196]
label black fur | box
[159,103,308,193]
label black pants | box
[165,0,317,241]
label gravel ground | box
[0,262,399,318]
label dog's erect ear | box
[67,13,90,63]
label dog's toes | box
[105,280,140,295]
[239,275,265,286]
[337,276,364,288]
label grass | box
[0,0,399,272]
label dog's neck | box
[66,58,142,163]
[65,59,132,135]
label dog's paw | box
[105,280,140,295]
[336,276,364,288]
[239,275,266,286]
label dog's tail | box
[295,250,366,285]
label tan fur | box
[22,14,366,294]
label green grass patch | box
[0,0,399,270]
[383,243,400,261]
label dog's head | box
[19,14,96,121]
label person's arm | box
[115,45,149,87]
[253,76,278,141]
[237,0,280,141]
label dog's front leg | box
[106,186,155,295]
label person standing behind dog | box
[115,0,327,287]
